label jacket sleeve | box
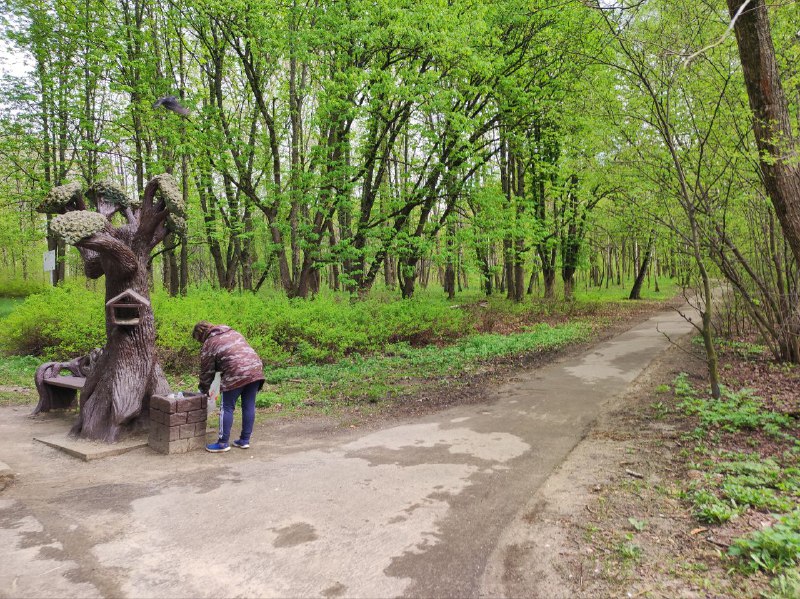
[198,344,217,394]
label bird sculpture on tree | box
[37,175,188,442]
[152,95,190,117]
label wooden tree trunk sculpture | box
[37,175,187,442]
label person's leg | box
[237,381,260,444]
[219,386,244,444]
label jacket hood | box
[205,325,232,341]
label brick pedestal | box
[149,393,208,454]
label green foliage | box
[628,517,648,531]
[0,284,470,366]
[729,511,800,574]
[0,278,48,298]
[689,488,741,524]
[0,297,22,319]
[674,374,795,438]
[764,569,800,599]
[674,374,800,546]
[155,288,470,370]
[616,535,643,562]
[0,283,105,358]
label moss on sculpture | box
[50,211,108,245]
[38,182,83,214]
[153,174,187,234]
[87,182,139,208]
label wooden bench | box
[43,376,86,390]
[33,349,100,415]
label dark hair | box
[192,321,213,342]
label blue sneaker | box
[232,439,250,449]
[206,441,230,453]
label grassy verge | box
[578,339,800,598]
[0,355,43,405]
[673,373,800,588]
[0,281,677,415]
[252,321,591,413]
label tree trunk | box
[504,238,515,300]
[542,266,556,299]
[73,259,170,442]
[629,233,654,300]
[727,0,800,266]
[444,233,456,300]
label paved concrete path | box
[0,307,693,598]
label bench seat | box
[43,376,86,390]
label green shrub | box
[0,277,48,298]
[0,283,105,358]
[0,284,474,370]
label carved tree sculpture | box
[37,175,187,442]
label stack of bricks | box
[149,393,209,454]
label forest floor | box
[3,293,798,597]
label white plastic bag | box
[207,372,221,419]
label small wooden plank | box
[44,376,86,390]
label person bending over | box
[193,321,265,453]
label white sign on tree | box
[43,250,56,271]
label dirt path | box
[0,306,695,598]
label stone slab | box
[34,433,148,461]
[0,459,14,491]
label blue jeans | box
[218,381,261,444]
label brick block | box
[180,423,198,440]
[170,439,190,453]
[152,425,180,443]
[167,411,187,426]
[149,437,169,454]
[150,437,192,455]
[186,409,207,424]
[151,395,177,414]
[177,395,203,412]
[188,436,208,451]
[196,422,209,436]
[149,409,167,425]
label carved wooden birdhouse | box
[106,289,150,327]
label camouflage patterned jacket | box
[198,325,265,393]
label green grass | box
[0,355,42,386]
[0,355,43,405]
[577,278,679,302]
[255,321,591,411]
[0,297,22,319]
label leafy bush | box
[0,277,48,298]
[0,284,473,370]
[0,283,105,358]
